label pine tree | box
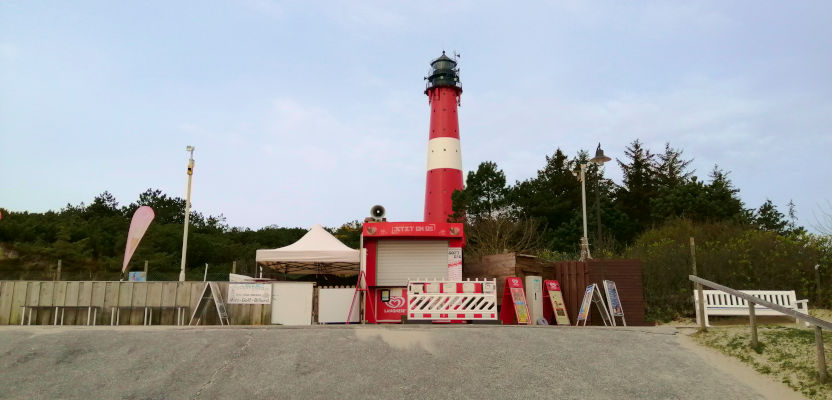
[464,161,509,218]
[511,149,582,251]
[706,165,746,222]
[655,143,693,188]
[754,199,789,235]
[616,140,658,238]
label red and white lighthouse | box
[424,52,464,223]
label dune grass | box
[693,324,832,399]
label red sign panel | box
[500,277,531,325]
[363,222,463,238]
[376,289,408,322]
[543,280,571,326]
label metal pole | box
[144,260,148,281]
[359,231,366,324]
[179,146,195,282]
[816,326,828,383]
[203,263,208,282]
[594,168,602,246]
[691,238,706,332]
[579,164,590,260]
[232,261,237,275]
[748,301,758,348]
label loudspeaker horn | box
[370,205,386,219]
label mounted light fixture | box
[590,143,611,165]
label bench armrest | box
[795,299,809,312]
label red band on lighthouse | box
[424,53,464,223]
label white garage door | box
[376,240,448,286]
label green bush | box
[627,218,828,322]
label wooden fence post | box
[232,261,237,275]
[56,260,62,281]
[816,326,828,383]
[748,302,758,348]
[144,260,149,280]
[691,238,706,332]
[816,264,823,305]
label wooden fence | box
[464,253,648,326]
[553,259,647,326]
[0,281,272,326]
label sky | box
[1,1,831,230]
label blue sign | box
[128,271,147,282]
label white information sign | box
[447,247,462,281]
[227,283,272,304]
[603,280,627,326]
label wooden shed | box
[463,253,648,326]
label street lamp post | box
[179,146,195,282]
[577,163,590,260]
[575,143,612,261]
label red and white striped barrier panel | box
[406,279,498,321]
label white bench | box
[694,290,809,327]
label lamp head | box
[186,145,195,152]
[590,143,611,165]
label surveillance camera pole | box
[179,146,195,282]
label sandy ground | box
[677,328,807,400]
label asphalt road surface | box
[0,325,769,399]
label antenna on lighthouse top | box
[453,51,461,60]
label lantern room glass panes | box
[433,60,454,70]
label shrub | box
[627,218,827,322]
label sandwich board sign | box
[189,282,230,326]
[543,280,570,326]
[575,283,613,327]
[500,277,531,325]
[603,280,626,326]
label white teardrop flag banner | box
[122,206,155,273]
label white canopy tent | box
[255,224,360,276]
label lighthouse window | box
[434,60,452,70]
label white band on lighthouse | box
[426,137,462,171]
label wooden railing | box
[690,275,831,383]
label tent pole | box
[359,232,366,324]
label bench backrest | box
[701,290,797,309]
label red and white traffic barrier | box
[407,279,497,321]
